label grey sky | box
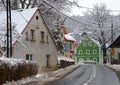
[72,0,120,15]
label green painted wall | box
[76,39,101,63]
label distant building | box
[60,24,76,60]
[109,35,120,64]
[0,8,58,73]
[76,38,102,63]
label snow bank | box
[0,57,38,85]
[108,65,120,70]
[58,55,74,63]
[0,57,36,69]
[5,64,80,85]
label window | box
[83,42,87,46]
[46,35,49,43]
[41,31,44,42]
[26,54,32,61]
[93,58,97,62]
[86,50,90,54]
[79,50,83,55]
[63,42,70,52]
[88,41,92,46]
[93,49,97,54]
[46,55,50,67]
[36,16,39,20]
[86,58,90,61]
[26,32,28,40]
[79,58,84,62]
[31,29,35,40]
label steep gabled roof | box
[0,8,37,47]
[0,8,58,51]
[109,35,120,48]
[0,8,37,34]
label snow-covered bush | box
[0,57,38,85]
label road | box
[48,64,120,85]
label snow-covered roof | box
[0,8,37,34]
[64,33,76,41]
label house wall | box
[113,48,120,59]
[112,48,120,63]
[13,10,58,73]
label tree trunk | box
[102,45,107,64]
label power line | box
[42,0,112,28]
[43,1,98,27]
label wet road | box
[48,64,120,85]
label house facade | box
[60,25,75,60]
[109,35,120,64]
[6,8,58,73]
[76,38,101,63]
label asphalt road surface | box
[48,64,120,85]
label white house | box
[0,8,58,73]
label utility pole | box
[111,23,114,43]
[6,0,12,58]
[110,23,114,64]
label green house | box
[76,38,101,63]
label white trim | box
[88,41,92,46]
[93,49,97,54]
[79,50,83,55]
[83,42,87,46]
[86,50,90,54]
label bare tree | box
[82,3,120,63]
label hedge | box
[59,60,74,68]
[0,58,38,85]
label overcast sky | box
[72,0,120,16]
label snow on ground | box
[4,64,80,85]
[107,64,120,70]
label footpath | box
[5,64,80,85]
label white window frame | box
[83,42,87,46]
[86,50,90,54]
[86,58,90,61]
[26,54,32,61]
[93,49,97,54]
[88,41,92,46]
[93,58,97,62]
[79,50,83,55]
